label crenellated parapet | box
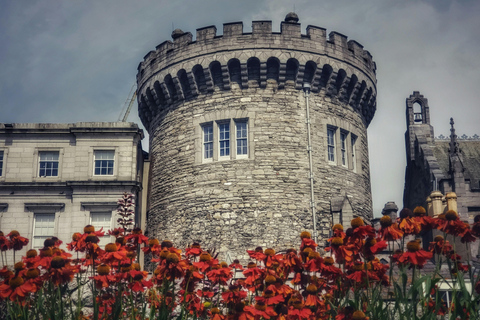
[137,14,377,131]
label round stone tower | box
[137,14,377,259]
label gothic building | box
[403,91,480,221]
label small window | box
[203,124,213,159]
[340,132,347,167]
[90,212,112,247]
[236,121,248,156]
[33,213,55,248]
[351,135,357,171]
[327,128,336,162]
[218,122,230,158]
[94,151,114,175]
[39,151,59,177]
[0,151,3,176]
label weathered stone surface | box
[138,15,376,259]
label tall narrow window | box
[203,124,213,159]
[351,135,357,171]
[39,151,59,177]
[94,151,114,175]
[0,151,3,176]
[33,213,55,248]
[91,212,112,247]
[218,122,230,157]
[340,132,347,167]
[327,128,335,162]
[236,121,248,156]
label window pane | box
[341,132,347,166]
[91,212,112,247]
[39,151,59,177]
[94,151,114,175]
[0,151,3,176]
[203,125,213,159]
[219,123,230,157]
[33,213,55,248]
[327,129,335,162]
[236,122,248,155]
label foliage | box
[1,196,480,320]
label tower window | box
[39,151,59,177]
[203,124,214,159]
[351,134,357,171]
[413,102,422,123]
[236,121,248,157]
[0,151,3,176]
[200,119,249,162]
[327,127,336,162]
[340,131,347,167]
[218,122,230,157]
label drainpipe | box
[303,83,317,243]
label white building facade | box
[0,122,145,256]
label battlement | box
[137,14,376,84]
[136,13,377,132]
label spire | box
[449,117,459,155]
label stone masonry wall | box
[140,15,376,260]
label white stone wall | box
[0,122,144,262]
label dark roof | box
[433,140,480,190]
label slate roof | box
[433,140,480,190]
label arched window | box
[228,59,242,86]
[192,64,207,94]
[247,57,260,85]
[209,61,223,90]
[266,57,280,82]
[413,102,422,122]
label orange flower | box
[397,240,433,268]
[398,216,421,235]
[244,301,277,320]
[379,216,404,241]
[0,276,37,301]
[435,211,469,237]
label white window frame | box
[351,134,357,172]
[0,150,3,177]
[33,213,55,249]
[235,120,248,158]
[90,211,113,247]
[202,123,214,162]
[218,121,231,160]
[38,151,59,177]
[94,150,115,176]
[327,127,336,163]
[340,131,347,167]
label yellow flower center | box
[9,276,24,289]
[352,310,366,320]
[105,243,117,252]
[97,264,111,275]
[84,225,95,233]
[407,241,421,252]
[351,217,365,228]
[380,215,392,228]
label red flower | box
[399,217,421,235]
[124,227,149,245]
[397,240,433,268]
[247,247,267,261]
[7,230,29,251]
[206,265,232,285]
[379,221,404,241]
[0,276,37,301]
[244,302,277,320]
[435,211,468,237]
[429,236,453,255]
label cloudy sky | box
[1,0,479,216]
